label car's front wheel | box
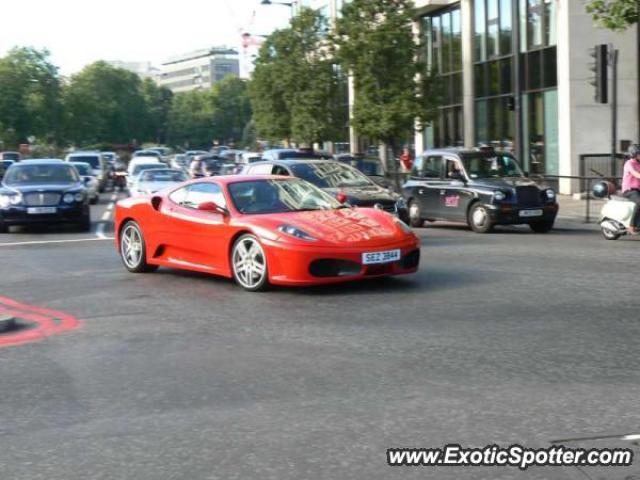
[408,200,424,228]
[120,220,157,273]
[468,203,494,233]
[231,234,269,291]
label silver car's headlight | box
[277,224,316,241]
[63,193,75,203]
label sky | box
[0,0,291,75]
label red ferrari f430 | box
[114,175,421,291]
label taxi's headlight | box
[493,191,506,201]
[277,224,316,241]
[74,192,84,202]
[63,193,74,203]
[395,198,407,209]
[545,189,556,200]
[0,194,21,208]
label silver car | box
[69,161,99,204]
[128,168,188,197]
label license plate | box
[362,249,401,265]
[27,207,57,214]
[519,209,543,218]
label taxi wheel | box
[468,203,494,233]
[529,220,554,233]
[408,200,424,228]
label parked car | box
[101,151,119,166]
[261,148,333,161]
[115,175,420,291]
[239,152,262,164]
[0,151,21,162]
[0,160,15,181]
[240,159,410,223]
[0,159,91,232]
[128,168,188,197]
[65,151,109,192]
[201,156,226,176]
[335,154,393,190]
[170,154,188,170]
[128,156,162,176]
[402,147,559,233]
[68,161,99,204]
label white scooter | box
[593,181,638,240]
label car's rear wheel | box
[120,220,157,273]
[529,220,554,233]
[232,234,269,291]
[468,203,494,233]
[408,200,424,228]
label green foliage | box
[141,78,173,145]
[249,8,342,145]
[64,61,148,145]
[0,47,63,146]
[167,89,214,149]
[332,0,439,149]
[210,76,252,144]
[585,0,639,31]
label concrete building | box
[414,0,639,193]
[158,47,240,93]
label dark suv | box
[402,148,558,233]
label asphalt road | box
[1,199,639,480]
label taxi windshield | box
[461,153,524,179]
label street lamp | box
[260,0,296,17]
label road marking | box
[111,193,117,201]
[0,237,113,247]
[106,203,114,211]
[101,210,111,221]
[96,222,108,239]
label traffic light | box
[589,44,608,104]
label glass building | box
[414,0,639,192]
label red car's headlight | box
[277,224,317,241]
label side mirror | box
[151,196,162,211]
[197,201,228,215]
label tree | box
[332,0,440,159]
[64,61,148,145]
[167,89,214,149]
[249,8,341,145]
[210,76,252,145]
[141,78,173,145]
[585,0,639,31]
[0,47,63,146]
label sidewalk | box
[556,194,604,225]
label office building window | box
[475,0,512,61]
[420,4,463,148]
[520,0,556,51]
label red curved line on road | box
[0,296,82,348]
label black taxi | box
[402,148,558,233]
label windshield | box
[289,162,373,188]
[228,178,342,214]
[69,155,101,168]
[461,153,524,179]
[139,170,187,183]
[71,163,92,176]
[4,164,80,185]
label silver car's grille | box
[23,192,61,206]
